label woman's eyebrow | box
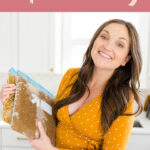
[101,30,109,34]
[119,37,128,44]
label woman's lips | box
[98,51,112,60]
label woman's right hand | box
[0,84,16,105]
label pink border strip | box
[0,0,149,12]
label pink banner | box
[0,0,149,12]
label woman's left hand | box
[27,121,58,150]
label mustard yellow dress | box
[55,68,134,150]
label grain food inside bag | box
[10,70,56,145]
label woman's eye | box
[118,43,124,48]
[101,35,107,40]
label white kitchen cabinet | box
[0,13,18,72]
[18,13,54,73]
[0,129,2,149]
[1,127,34,150]
[0,13,55,73]
[2,128,31,147]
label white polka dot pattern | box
[55,68,135,150]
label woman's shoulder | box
[62,67,80,81]
[64,67,80,76]
[54,68,80,102]
[58,68,80,87]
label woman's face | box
[91,23,131,71]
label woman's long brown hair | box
[53,19,143,149]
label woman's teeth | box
[98,51,112,60]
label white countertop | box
[132,111,150,134]
[0,120,10,128]
[136,113,150,128]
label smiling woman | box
[0,14,147,150]
[4,18,142,150]
[53,19,143,150]
[91,23,131,70]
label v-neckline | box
[67,95,101,118]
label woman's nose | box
[104,40,114,51]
